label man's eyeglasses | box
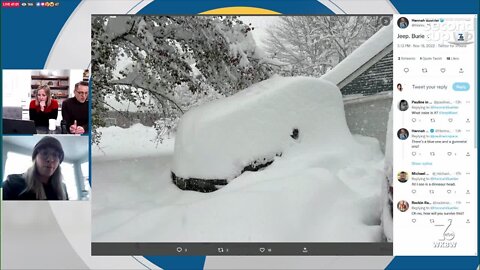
[38,150,61,161]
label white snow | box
[384,106,394,187]
[239,16,280,50]
[93,146,384,242]
[92,76,387,242]
[322,23,393,86]
[216,21,266,69]
[382,105,394,242]
[92,124,175,162]
[173,76,376,180]
[92,129,384,242]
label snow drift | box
[172,76,376,181]
[92,125,386,242]
[92,76,387,242]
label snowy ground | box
[92,124,386,242]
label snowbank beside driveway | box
[92,124,175,162]
[92,133,385,242]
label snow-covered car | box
[92,75,387,242]
[171,75,379,192]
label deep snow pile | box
[173,76,376,181]
[92,124,175,161]
[382,105,394,242]
[92,77,387,242]
[93,139,385,242]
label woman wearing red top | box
[29,85,59,128]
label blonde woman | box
[29,85,59,128]
[2,136,69,200]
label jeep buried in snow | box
[170,76,377,192]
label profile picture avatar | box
[397,171,409,183]
[397,128,409,140]
[396,83,403,92]
[399,100,409,111]
[397,17,409,29]
[397,200,409,212]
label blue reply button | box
[452,82,470,91]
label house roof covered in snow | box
[322,23,393,88]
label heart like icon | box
[259,248,265,253]
[404,68,409,73]
[412,219,416,223]
[447,152,452,156]
[440,68,446,73]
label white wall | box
[31,69,70,77]
[69,70,84,96]
[2,70,31,108]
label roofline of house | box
[338,42,393,90]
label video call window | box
[2,69,90,135]
[2,135,90,201]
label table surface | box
[36,126,62,134]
